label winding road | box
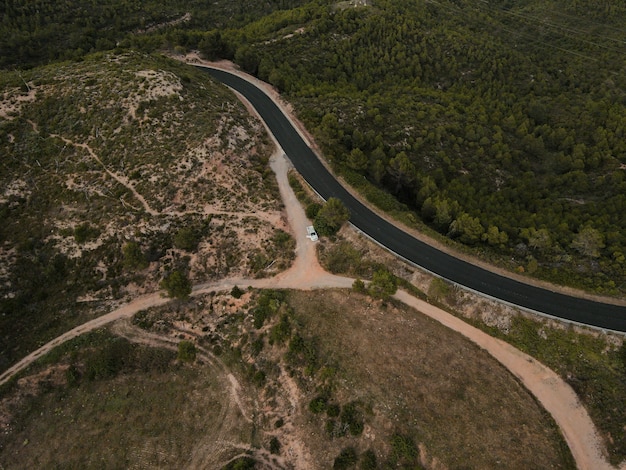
[198,66,626,334]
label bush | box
[309,395,328,414]
[326,403,340,417]
[333,447,358,469]
[368,269,397,300]
[231,285,245,299]
[177,340,196,363]
[390,434,419,465]
[272,229,294,252]
[306,202,322,219]
[340,401,364,436]
[360,449,377,470]
[123,241,148,270]
[428,277,451,302]
[269,436,281,455]
[250,337,264,356]
[65,364,80,387]
[74,222,100,244]
[173,227,200,251]
[352,278,366,293]
[269,314,291,345]
[84,338,133,381]
[322,241,366,274]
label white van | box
[306,226,318,241]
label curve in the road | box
[198,66,626,333]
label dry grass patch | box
[285,289,575,469]
[0,331,255,469]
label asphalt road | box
[199,66,626,333]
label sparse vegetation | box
[0,52,288,371]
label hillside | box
[0,52,294,371]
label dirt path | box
[393,290,622,470]
[2,62,624,470]
[52,134,160,216]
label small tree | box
[346,147,369,172]
[160,270,192,299]
[368,269,397,300]
[314,197,350,237]
[305,202,322,219]
[449,212,484,245]
[173,227,200,251]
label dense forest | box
[2,0,626,295]
[227,0,626,295]
[0,0,309,68]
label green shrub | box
[173,227,200,251]
[326,403,340,417]
[352,278,366,293]
[177,340,196,363]
[123,241,148,270]
[340,401,364,436]
[309,395,328,414]
[270,314,291,345]
[428,277,451,302]
[368,269,397,300]
[333,447,358,469]
[231,285,245,299]
[322,241,365,274]
[65,364,80,387]
[74,223,100,244]
[84,338,133,381]
[390,434,419,465]
[250,337,264,356]
[360,449,377,470]
[269,436,281,455]
[306,202,322,219]
[314,198,350,237]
